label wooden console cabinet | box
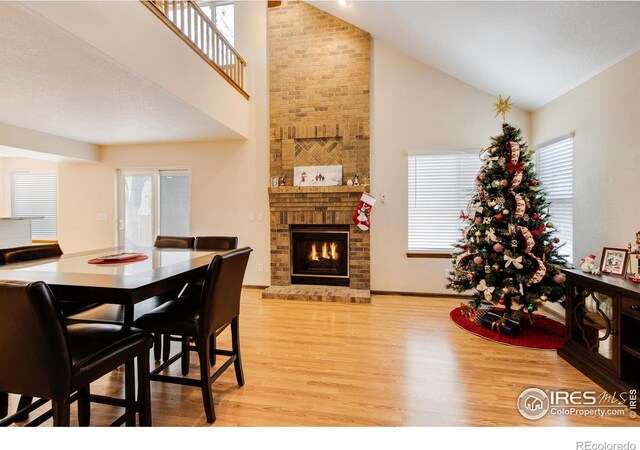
[559,269,640,395]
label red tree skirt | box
[449,307,566,350]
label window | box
[408,153,481,252]
[199,1,234,45]
[10,172,58,240]
[118,169,191,247]
[536,136,574,262]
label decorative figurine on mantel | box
[279,175,286,187]
[353,174,360,186]
[580,254,597,273]
[627,230,640,282]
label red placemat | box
[88,255,148,265]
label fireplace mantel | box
[268,186,369,195]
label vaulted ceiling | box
[309,1,640,111]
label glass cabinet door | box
[572,286,616,368]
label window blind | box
[536,137,573,261]
[408,153,481,252]
[10,172,58,239]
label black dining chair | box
[194,236,238,251]
[150,236,196,362]
[0,244,100,318]
[188,236,239,365]
[133,247,252,423]
[153,236,195,249]
[0,280,153,426]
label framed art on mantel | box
[600,247,629,276]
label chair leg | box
[0,392,7,419]
[231,317,245,386]
[181,336,191,376]
[209,335,217,366]
[136,350,152,427]
[162,335,171,362]
[52,397,71,426]
[197,337,215,423]
[153,334,162,362]
[15,395,33,421]
[78,386,91,426]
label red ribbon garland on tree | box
[518,226,547,284]
[508,142,527,218]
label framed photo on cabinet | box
[600,247,629,276]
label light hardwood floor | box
[6,288,638,426]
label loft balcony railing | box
[142,0,248,99]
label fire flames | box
[309,242,339,261]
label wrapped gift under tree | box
[480,310,522,338]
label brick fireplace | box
[263,2,370,303]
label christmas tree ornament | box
[466,273,474,281]
[492,264,500,271]
[491,181,500,188]
[511,239,518,247]
[502,209,510,215]
[528,304,535,313]
[530,179,538,186]
[479,173,486,180]
[483,217,492,224]
[502,287,510,294]
[539,295,549,302]
[532,213,540,220]
[488,200,497,207]
[486,184,493,190]
[553,273,566,284]
[493,243,504,252]
[546,222,554,228]
[473,256,483,265]
[495,213,504,220]
[498,298,506,305]
[493,95,512,122]
[475,217,482,224]
[540,196,546,202]
[547,243,554,250]
[500,179,508,187]
[484,265,491,274]
[476,279,495,301]
[474,231,482,237]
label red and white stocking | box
[353,192,376,231]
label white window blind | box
[10,172,58,239]
[536,137,573,262]
[408,153,481,252]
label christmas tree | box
[447,97,566,318]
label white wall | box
[532,49,640,266]
[370,40,531,294]
[57,1,270,286]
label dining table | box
[0,246,217,323]
[0,246,218,424]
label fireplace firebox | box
[290,225,349,286]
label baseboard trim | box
[243,285,268,290]
[539,304,565,322]
[371,290,472,299]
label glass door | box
[118,169,191,247]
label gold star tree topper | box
[493,95,512,122]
